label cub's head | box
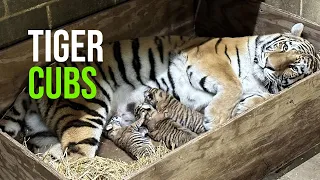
[134,103,154,120]
[105,116,124,141]
[144,88,170,108]
[254,23,320,93]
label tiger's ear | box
[291,23,304,37]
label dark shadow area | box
[195,0,265,37]
[264,143,320,180]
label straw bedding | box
[38,144,170,180]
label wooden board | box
[0,132,64,180]
[129,71,320,180]
[0,0,195,116]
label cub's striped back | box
[144,88,206,134]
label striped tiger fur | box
[105,115,155,160]
[1,23,319,159]
[23,101,62,156]
[144,88,206,134]
[134,103,198,149]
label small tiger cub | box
[134,103,198,149]
[144,88,206,134]
[105,116,155,160]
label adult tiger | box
[1,23,319,159]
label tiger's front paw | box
[0,119,21,138]
[203,115,225,131]
[40,143,64,160]
[232,102,250,117]
[203,115,213,131]
[203,107,229,131]
[232,94,272,117]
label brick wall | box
[265,0,320,25]
[0,0,127,49]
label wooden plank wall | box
[0,0,195,117]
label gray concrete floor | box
[264,144,320,180]
[279,154,320,180]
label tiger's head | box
[105,116,125,141]
[134,103,154,120]
[253,23,320,93]
[143,88,170,109]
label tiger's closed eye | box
[283,44,288,51]
[289,64,298,71]
[147,93,153,100]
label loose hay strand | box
[39,144,170,180]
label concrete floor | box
[279,154,320,180]
[264,144,320,180]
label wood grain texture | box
[0,132,64,180]
[0,0,195,116]
[129,71,320,180]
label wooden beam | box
[129,71,320,180]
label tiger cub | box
[144,88,206,134]
[105,115,155,160]
[134,103,198,149]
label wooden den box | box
[0,0,319,179]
